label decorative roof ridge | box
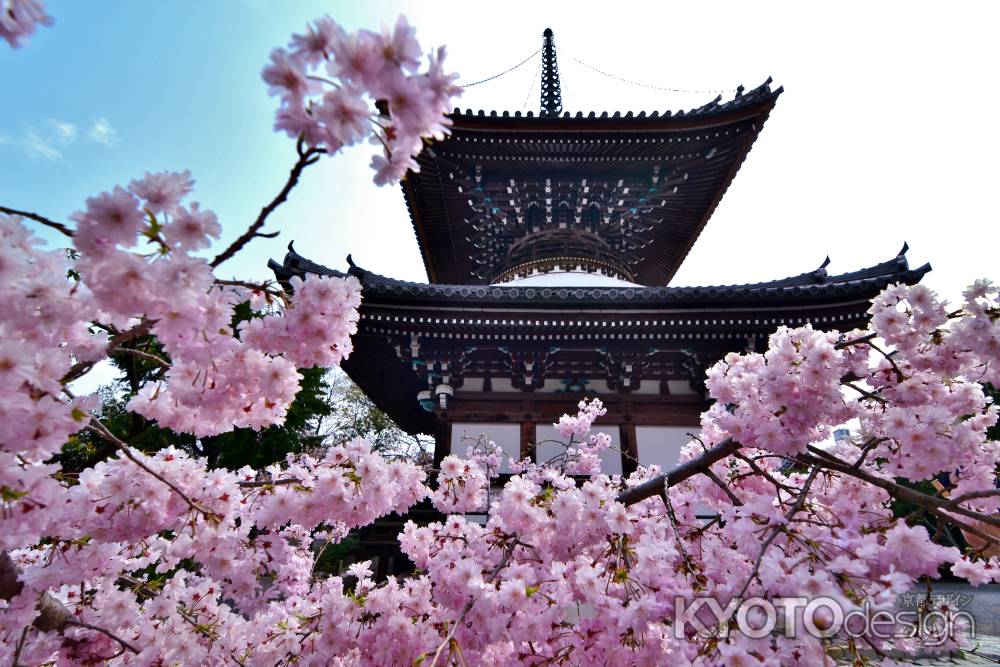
[447,78,781,122]
[269,244,931,304]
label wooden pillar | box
[433,419,451,470]
[620,422,639,478]
[520,422,536,463]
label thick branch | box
[799,447,1000,530]
[0,551,71,633]
[210,144,326,268]
[0,205,74,238]
[2,551,140,658]
[617,438,740,507]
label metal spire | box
[540,28,562,116]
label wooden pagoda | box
[270,29,930,482]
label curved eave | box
[445,78,782,133]
[399,79,783,286]
[270,246,931,310]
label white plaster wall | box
[496,270,639,287]
[666,380,698,396]
[636,426,714,518]
[635,426,693,471]
[450,422,520,473]
[534,424,623,476]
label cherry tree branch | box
[734,466,820,600]
[1,551,138,656]
[86,419,218,522]
[237,477,302,488]
[702,467,743,507]
[0,205,74,238]
[798,447,1000,530]
[617,438,740,507]
[63,619,140,656]
[110,347,169,369]
[428,538,523,667]
[61,320,155,385]
[210,142,326,268]
[214,278,287,299]
[0,551,71,632]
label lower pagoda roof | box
[270,243,928,309]
[269,245,929,435]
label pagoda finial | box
[540,28,562,116]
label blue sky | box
[2,1,998,304]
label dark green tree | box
[61,302,333,472]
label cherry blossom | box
[2,8,999,666]
[0,0,50,48]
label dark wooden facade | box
[271,32,931,573]
[270,245,929,471]
[402,79,782,286]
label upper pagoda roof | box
[401,78,782,287]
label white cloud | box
[49,119,77,143]
[87,117,118,147]
[21,127,64,161]
[0,118,78,162]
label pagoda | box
[271,29,929,482]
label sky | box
[1,0,998,306]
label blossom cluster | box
[263,14,461,184]
[4,8,1000,666]
[0,0,50,48]
[431,455,488,513]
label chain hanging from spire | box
[540,28,562,116]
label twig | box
[427,539,521,667]
[61,321,155,385]
[110,347,169,368]
[238,477,302,489]
[214,278,287,299]
[732,452,797,494]
[851,436,887,468]
[11,627,28,667]
[834,333,877,349]
[843,382,887,404]
[734,467,820,600]
[0,205,74,237]
[64,619,140,655]
[703,468,743,506]
[210,143,326,268]
[86,420,216,521]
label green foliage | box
[198,366,332,470]
[60,301,427,474]
[318,370,432,460]
[313,536,360,577]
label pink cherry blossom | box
[0,0,51,48]
[127,170,194,214]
